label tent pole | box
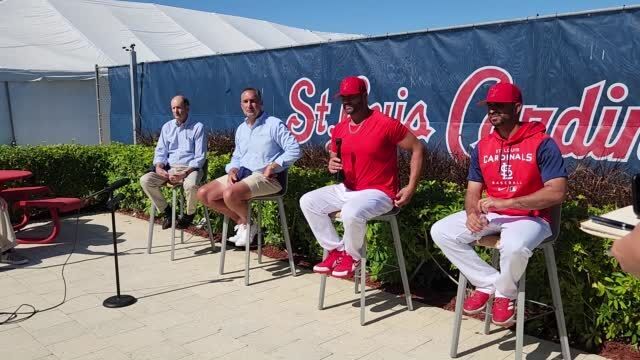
[95,64,104,145]
[126,44,140,145]
[4,82,16,146]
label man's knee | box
[196,186,209,202]
[430,219,447,245]
[299,192,313,211]
[139,173,155,190]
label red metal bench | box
[15,197,83,244]
[0,186,51,230]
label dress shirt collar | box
[174,116,192,128]
[245,111,267,128]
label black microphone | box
[335,138,344,183]
[86,178,131,199]
[105,178,130,193]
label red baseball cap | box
[484,82,523,103]
[336,76,367,97]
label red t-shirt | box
[330,110,409,200]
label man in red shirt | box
[430,83,567,326]
[300,76,424,279]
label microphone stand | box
[103,192,137,308]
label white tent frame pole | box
[127,44,140,144]
[95,64,104,145]
[4,82,16,145]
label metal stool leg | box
[179,190,184,244]
[244,205,252,286]
[219,216,229,275]
[277,198,297,277]
[170,188,177,261]
[318,249,328,310]
[203,206,215,250]
[544,244,572,360]
[450,273,468,358]
[515,272,526,360]
[360,243,367,326]
[355,233,363,294]
[484,250,500,334]
[390,216,413,311]
[147,205,155,254]
[257,204,263,264]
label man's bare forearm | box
[407,144,424,189]
[465,192,482,215]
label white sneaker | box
[227,224,243,243]
[235,223,257,247]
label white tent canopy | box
[0,0,358,145]
[0,0,359,81]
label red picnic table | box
[0,169,83,244]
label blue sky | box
[126,0,632,35]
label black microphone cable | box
[0,206,82,325]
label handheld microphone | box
[335,138,344,183]
[633,174,640,218]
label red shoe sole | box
[463,304,487,315]
[313,268,333,275]
[492,313,516,327]
[331,271,355,279]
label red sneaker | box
[331,253,360,278]
[491,297,516,326]
[313,249,343,274]
[463,290,491,315]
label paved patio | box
[1,213,604,360]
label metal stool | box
[318,207,414,326]
[147,163,215,261]
[450,205,571,359]
[219,170,296,286]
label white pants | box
[430,210,551,299]
[0,197,16,253]
[140,165,202,215]
[300,184,393,260]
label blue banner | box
[108,8,640,170]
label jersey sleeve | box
[387,118,409,144]
[537,138,567,182]
[467,146,484,183]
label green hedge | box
[1,144,639,350]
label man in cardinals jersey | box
[431,83,567,326]
[300,76,424,279]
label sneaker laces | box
[337,253,355,269]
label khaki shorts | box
[215,172,282,197]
